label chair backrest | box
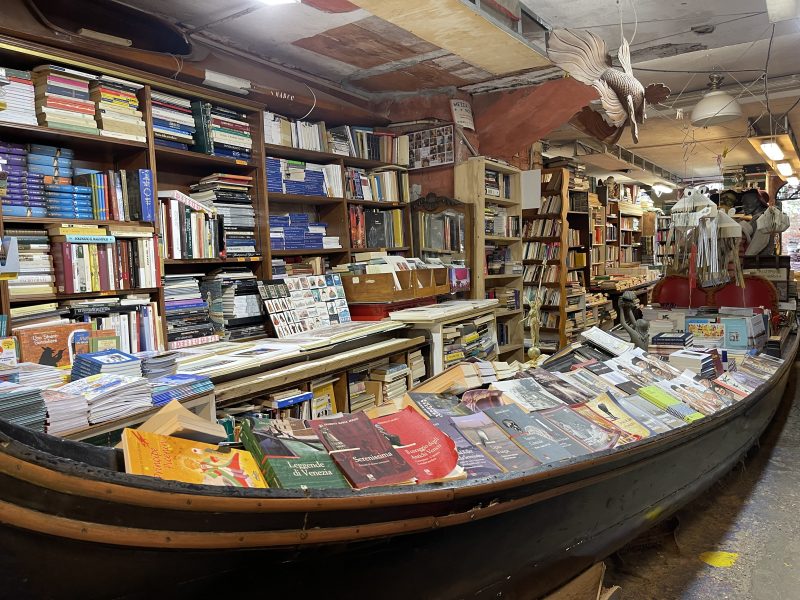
[652,275,778,313]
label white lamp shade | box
[690,90,742,127]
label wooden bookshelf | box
[454,156,523,362]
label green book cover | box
[240,418,350,490]
[637,385,682,409]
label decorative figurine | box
[618,290,650,350]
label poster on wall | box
[408,125,455,170]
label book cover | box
[407,392,473,418]
[526,367,592,405]
[372,407,462,482]
[570,403,638,446]
[122,428,267,488]
[239,418,349,490]
[617,394,686,430]
[585,393,651,439]
[538,405,619,452]
[721,317,749,350]
[638,385,706,422]
[309,412,414,489]
[429,416,503,478]
[484,403,576,464]
[15,322,92,367]
[451,411,540,473]
[459,388,505,412]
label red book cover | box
[51,241,73,294]
[105,170,117,221]
[42,98,95,114]
[97,245,110,289]
[371,407,460,482]
[309,412,414,489]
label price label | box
[235,159,247,165]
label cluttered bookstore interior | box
[0,1,799,598]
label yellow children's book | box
[121,428,268,488]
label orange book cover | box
[122,428,268,488]
[15,322,92,367]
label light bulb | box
[760,142,784,161]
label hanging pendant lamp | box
[690,74,742,127]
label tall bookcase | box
[521,168,589,351]
[0,35,411,347]
[589,197,605,278]
[454,156,523,362]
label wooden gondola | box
[0,331,796,600]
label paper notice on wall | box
[521,169,541,209]
[450,99,475,130]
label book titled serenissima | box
[122,428,267,488]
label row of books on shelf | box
[523,286,565,307]
[266,157,341,197]
[566,250,587,269]
[349,205,405,249]
[0,141,154,221]
[606,246,619,262]
[263,112,410,166]
[523,241,560,262]
[568,192,589,212]
[592,225,604,245]
[486,287,521,311]
[523,264,561,284]
[415,210,465,255]
[620,216,640,231]
[497,322,517,347]
[0,65,146,142]
[484,169,513,200]
[620,247,641,264]
[269,212,340,251]
[443,313,496,368]
[523,219,561,238]
[189,173,256,257]
[485,206,520,237]
[8,225,158,298]
[485,247,522,276]
[345,166,409,204]
[536,195,562,213]
[545,158,589,191]
[200,269,267,341]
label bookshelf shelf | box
[346,199,406,208]
[264,143,399,170]
[2,217,155,228]
[163,257,262,265]
[154,145,257,169]
[270,248,347,257]
[268,192,343,206]
[485,235,520,244]
[522,236,560,242]
[495,308,523,317]
[358,246,410,253]
[0,120,148,152]
[10,288,160,303]
[485,273,522,280]
[498,343,524,354]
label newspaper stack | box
[41,388,89,435]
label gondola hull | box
[0,335,796,600]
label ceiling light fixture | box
[652,184,673,197]
[257,0,299,5]
[788,176,799,186]
[760,142,785,161]
[777,162,794,176]
[690,74,742,127]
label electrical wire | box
[765,23,776,137]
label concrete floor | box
[605,361,800,600]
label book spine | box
[88,244,100,291]
[138,168,154,223]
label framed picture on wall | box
[408,124,455,170]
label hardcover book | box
[122,428,267,488]
[309,412,414,489]
[15,322,92,367]
[538,405,620,452]
[585,393,651,439]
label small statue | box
[618,291,650,350]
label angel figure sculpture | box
[618,290,650,350]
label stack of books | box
[71,349,143,381]
[5,228,55,299]
[27,143,73,178]
[268,213,337,250]
[60,373,153,424]
[41,387,90,435]
[201,269,267,340]
[151,373,213,407]
[370,363,410,405]
[0,142,46,218]
[163,274,219,349]
[190,174,256,257]
[45,182,93,219]
[31,65,98,134]
[90,76,146,142]
[0,381,47,432]
[191,101,252,160]
[150,90,195,150]
[71,168,155,222]
[11,362,67,388]
[136,351,178,380]
[328,125,410,165]
[0,68,36,125]
[409,349,426,386]
[344,167,409,203]
[347,368,375,414]
[648,331,694,359]
[265,157,342,197]
[669,348,716,378]
[261,388,313,419]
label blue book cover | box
[151,118,196,134]
[75,348,140,367]
[27,154,73,168]
[27,144,74,158]
[268,391,313,409]
[721,317,749,349]
[138,168,154,222]
[45,184,92,193]
[3,206,47,217]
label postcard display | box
[258,275,351,338]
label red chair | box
[652,274,778,313]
